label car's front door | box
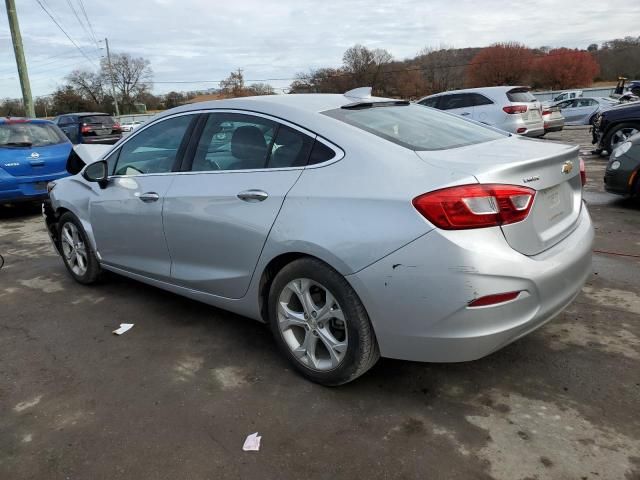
[89,113,197,279]
[163,112,316,299]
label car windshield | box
[507,89,537,102]
[0,122,67,147]
[323,104,505,151]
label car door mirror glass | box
[83,160,109,188]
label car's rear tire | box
[604,122,640,154]
[58,212,102,284]
[268,257,379,386]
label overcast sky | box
[1,0,638,98]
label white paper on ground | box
[112,323,134,335]
[242,432,261,451]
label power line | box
[65,0,99,54]
[77,0,99,48]
[33,0,98,67]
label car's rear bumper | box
[347,205,593,362]
[81,135,121,145]
[0,171,68,203]
[521,125,546,137]
[544,118,565,132]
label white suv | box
[417,86,545,137]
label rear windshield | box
[507,89,537,103]
[81,115,114,125]
[0,123,68,147]
[323,104,505,151]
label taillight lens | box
[81,124,91,133]
[579,158,586,186]
[542,110,552,116]
[113,122,121,132]
[412,184,536,230]
[503,105,528,114]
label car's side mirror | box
[82,160,109,189]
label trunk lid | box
[0,142,71,177]
[416,136,583,255]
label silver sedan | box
[43,88,593,385]
[554,97,618,125]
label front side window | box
[419,97,440,108]
[323,104,505,151]
[0,122,68,147]
[113,115,193,176]
[439,94,474,110]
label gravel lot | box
[1,127,639,480]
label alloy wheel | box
[277,278,348,371]
[611,127,639,151]
[60,222,88,276]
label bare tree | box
[101,53,152,111]
[66,69,105,107]
[342,44,393,91]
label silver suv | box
[417,86,545,137]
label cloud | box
[0,0,638,98]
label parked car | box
[53,113,122,145]
[604,132,640,197]
[548,90,583,103]
[121,120,145,133]
[541,106,564,133]
[43,88,593,385]
[553,97,617,125]
[417,86,545,137]
[0,118,72,204]
[592,101,640,154]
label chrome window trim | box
[107,108,344,179]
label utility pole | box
[5,0,35,117]
[105,38,120,117]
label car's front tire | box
[604,122,640,154]
[58,212,102,284]
[268,258,379,386]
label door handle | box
[138,192,160,202]
[237,189,268,202]
[460,112,471,116]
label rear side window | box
[324,104,505,151]
[267,125,314,168]
[471,93,493,106]
[308,140,336,165]
[507,89,537,103]
[81,115,114,125]
[0,122,67,147]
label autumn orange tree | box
[465,42,535,87]
[534,48,600,89]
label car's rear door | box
[89,113,198,280]
[162,111,315,299]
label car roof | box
[0,117,55,125]
[150,93,399,127]
[58,112,110,117]
[423,86,530,98]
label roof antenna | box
[344,87,372,99]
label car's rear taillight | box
[503,105,528,114]
[113,122,121,132]
[81,124,91,133]
[412,184,536,230]
[542,110,552,116]
[579,158,586,186]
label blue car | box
[0,118,72,204]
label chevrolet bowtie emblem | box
[561,161,573,174]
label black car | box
[592,102,640,155]
[52,112,122,145]
[604,132,640,197]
